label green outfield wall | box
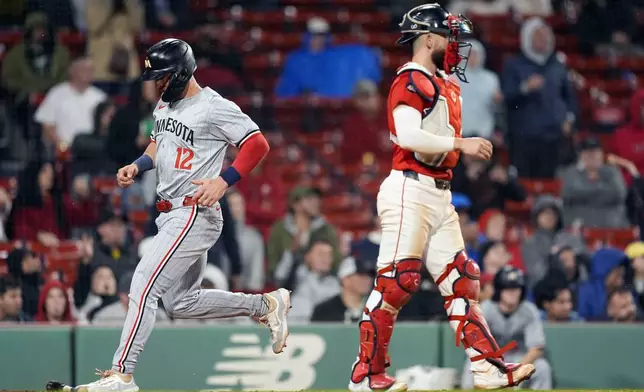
[1,323,643,390]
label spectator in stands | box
[603,287,644,322]
[143,0,190,30]
[577,0,639,56]
[0,276,31,323]
[577,248,628,320]
[71,100,118,176]
[612,90,644,184]
[311,255,375,323]
[108,80,157,168]
[93,270,169,324]
[453,158,526,219]
[548,244,589,302]
[206,195,242,289]
[77,264,119,321]
[460,40,502,139]
[77,210,137,286]
[34,57,107,151]
[6,247,42,317]
[349,204,380,270]
[560,137,630,228]
[235,161,287,234]
[479,240,511,276]
[275,17,381,99]
[86,0,143,87]
[340,80,390,167]
[521,195,585,289]
[535,283,582,322]
[452,193,479,260]
[268,186,341,278]
[625,241,644,310]
[0,187,11,241]
[480,273,495,302]
[191,23,245,96]
[502,17,577,178]
[1,12,69,134]
[283,239,341,323]
[34,280,75,323]
[450,0,552,16]
[9,161,99,245]
[226,190,265,291]
[461,267,552,390]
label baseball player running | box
[67,39,290,392]
[348,4,535,391]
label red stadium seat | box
[583,227,638,250]
[518,178,561,196]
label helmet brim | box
[141,67,175,81]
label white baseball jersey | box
[151,87,259,200]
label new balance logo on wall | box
[205,333,326,390]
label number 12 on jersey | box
[174,147,194,170]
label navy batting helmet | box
[142,38,197,103]
[492,266,526,302]
[397,3,474,82]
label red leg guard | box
[436,251,515,370]
[351,259,422,387]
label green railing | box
[1,323,643,389]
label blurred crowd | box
[0,0,643,354]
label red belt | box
[156,197,197,212]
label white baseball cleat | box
[74,370,139,392]
[259,288,291,354]
[473,362,535,390]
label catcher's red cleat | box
[349,361,408,392]
[473,362,536,390]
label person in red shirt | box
[348,5,535,392]
[341,80,391,167]
[612,89,644,185]
[9,161,98,246]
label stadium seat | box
[583,227,638,250]
[518,178,561,196]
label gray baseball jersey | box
[480,300,546,354]
[109,87,268,375]
[151,87,259,200]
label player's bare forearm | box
[519,347,544,365]
[144,141,157,164]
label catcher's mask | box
[397,3,474,83]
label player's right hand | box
[117,164,139,188]
[455,137,493,160]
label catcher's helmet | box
[397,3,474,82]
[142,38,197,103]
[492,266,526,302]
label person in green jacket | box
[268,186,342,279]
[1,12,69,115]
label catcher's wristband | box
[133,154,154,173]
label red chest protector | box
[386,62,463,180]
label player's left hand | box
[192,177,228,207]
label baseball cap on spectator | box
[307,17,330,35]
[288,186,322,205]
[451,193,472,211]
[354,80,378,98]
[625,242,644,260]
[98,209,128,226]
[578,137,602,152]
[338,256,377,280]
